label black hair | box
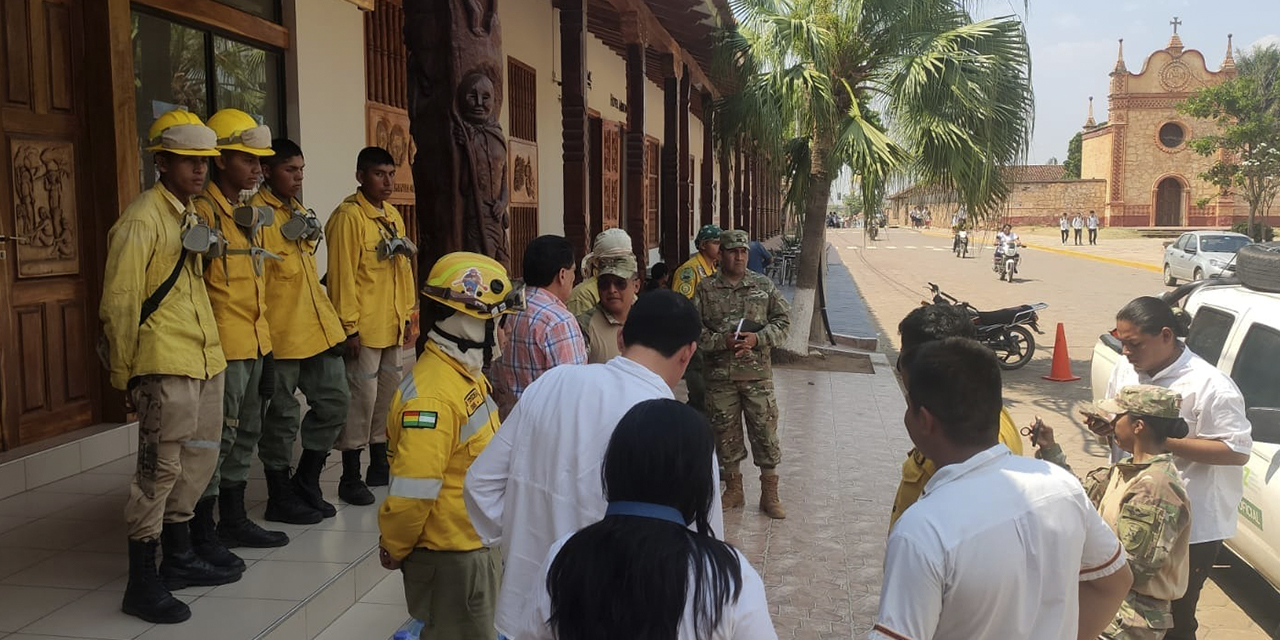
[356,146,396,173]
[546,399,743,640]
[898,304,976,355]
[903,338,1003,448]
[522,235,575,288]
[645,262,670,292]
[622,289,700,357]
[1133,413,1190,443]
[1117,296,1191,338]
[263,138,303,167]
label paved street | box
[824,226,1280,639]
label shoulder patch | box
[679,268,694,281]
[464,389,483,416]
[402,410,437,429]
[678,282,693,296]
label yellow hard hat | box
[146,109,220,157]
[422,252,525,320]
[206,108,274,157]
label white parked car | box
[1162,230,1252,285]
[1093,242,1280,590]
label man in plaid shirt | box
[493,235,587,417]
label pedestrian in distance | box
[191,108,288,569]
[871,338,1133,640]
[1092,296,1252,640]
[1060,213,1070,245]
[101,109,231,623]
[325,146,417,506]
[694,229,791,519]
[252,139,351,524]
[465,289,723,639]
[746,239,773,275]
[1072,212,1085,245]
[490,234,587,418]
[889,304,1024,530]
[674,224,722,413]
[1033,385,1192,640]
[516,399,777,640]
[644,261,670,294]
[379,252,524,640]
[1088,210,1101,245]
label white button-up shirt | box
[464,356,725,638]
[515,535,777,640]
[871,445,1126,640]
[1106,346,1253,543]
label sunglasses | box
[599,276,632,291]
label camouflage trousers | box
[1101,592,1173,640]
[706,378,781,469]
[684,349,707,413]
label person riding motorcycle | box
[993,224,1022,271]
[952,220,969,255]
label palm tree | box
[715,0,1034,354]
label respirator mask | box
[181,212,227,258]
[233,204,275,239]
[281,205,323,243]
[377,236,418,260]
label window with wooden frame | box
[645,136,660,249]
[508,56,539,277]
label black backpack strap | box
[139,248,190,326]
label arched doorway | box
[1155,177,1185,227]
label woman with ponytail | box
[516,399,776,640]
[1089,296,1252,640]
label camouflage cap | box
[597,254,638,280]
[1095,384,1182,419]
[719,229,749,250]
[695,224,722,245]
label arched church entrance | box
[1155,177,1185,227]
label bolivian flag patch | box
[402,411,437,429]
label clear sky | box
[979,0,1280,164]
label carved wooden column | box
[718,139,730,229]
[742,143,753,235]
[733,139,743,229]
[660,54,679,264]
[560,0,590,261]
[622,17,648,272]
[676,65,692,265]
[700,91,714,228]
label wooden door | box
[601,121,621,230]
[1155,177,1184,227]
[0,0,98,450]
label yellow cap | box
[422,252,525,320]
[146,109,220,157]
[207,108,274,157]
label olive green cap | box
[1095,384,1182,419]
[719,229,749,250]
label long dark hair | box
[545,399,743,640]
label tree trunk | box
[780,139,833,356]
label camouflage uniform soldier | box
[693,229,790,519]
[1035,385,1192,640]
[674,224,720,412]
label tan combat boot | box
[759,475,786,519]
[722,473,745,509]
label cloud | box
[1250,34,1280,51]
[1051,13,1083,29]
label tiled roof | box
[1004,164,1067,183]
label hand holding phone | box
[1080,409,1114,436]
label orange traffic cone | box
[1043,322,1081,382]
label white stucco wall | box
[285,0,367,271]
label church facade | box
[1082,26,1248,227]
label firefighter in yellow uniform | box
[326,146,417,506]
[252,138,350,524]
[378,252,524,640]
[101,109,230,624]
[674,224,721,412]
[191,109,289,571]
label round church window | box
[1159,122,1186,149]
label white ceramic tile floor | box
[312,603,405,640]
[19,590,154,640]
[2,551,128,590]
[206,560,346,601]
[0,585,86,632]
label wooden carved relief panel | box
[11,139,78,277]
[602,121,621,230]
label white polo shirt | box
[871,445,1126,640]
[464,356,724,638]
[1106,346,1253,544]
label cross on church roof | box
[1171,17,1182,34]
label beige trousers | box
[125,373,225,541]
[337,345,403,451]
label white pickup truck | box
[1091,243,1280,590]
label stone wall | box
[1001,180,1107,225]
[1118,107,1221,207]
[1081,129,1112,182]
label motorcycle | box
[994,241,1020,282]
[868,223,879,241]
[926,283,1047,370]
[953,230,969,258]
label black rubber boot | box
[292,449,337,518]
[216,481,289,548]
[122,538,191,624]
[159,521,242,590]
[264,467,323,525]
[338,449,375,506]
[366,442,389,487]
[191,496,246,572]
